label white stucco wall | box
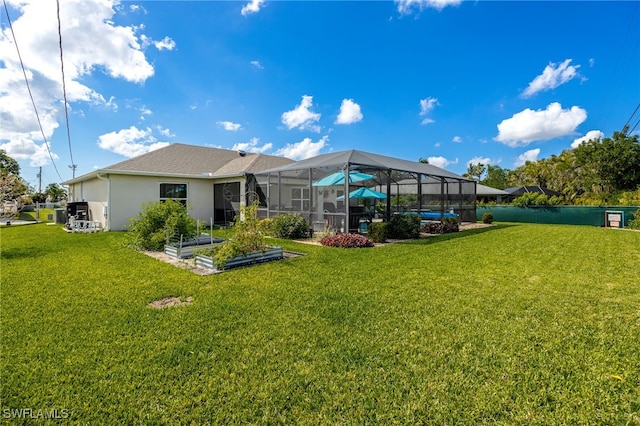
[107,175,245,231]
[68,173,246,231]
[67,177,108,228]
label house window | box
[160,183,187,205]
[291,187,310,211]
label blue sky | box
[1,0,639,190]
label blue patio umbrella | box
[312,171,374,186]
[337,187,387,200]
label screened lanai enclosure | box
[251,150,476,233]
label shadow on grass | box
[403,223,516,246]
[0,245,50,260]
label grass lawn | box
[1,223,639,424]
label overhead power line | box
[2,0,63,182]
[595,0,640,131]
[621,103,640,135]
[56,0,76,178]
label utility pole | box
[69,164,77,179]
[37,166,42,193]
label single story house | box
[63,144,294,231]
[476,184,510,203]
[64,144,477,232]
[504,186,561,202]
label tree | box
[464,163,486,181]
[45,183,67,202]
[573,131,640,192]
[0,150,28,207]
[0,150,20,175]
[480,165,509,189]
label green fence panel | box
[477,206,639,227]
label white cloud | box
[276,136,328,160]
[452,136,462,143]
[0,0,166,165]
[521,59,581,98]
[241,0,265,16]
[495,102,587,147]
[396,0,462,14]
[0,137,59,167]
[571,130,604,148]
[250,60,264,69]
[232,137,272,154]
[419,97,438,125]
[467,156,492,168]
[281,95,321,132]
[140,34,175,51]
[153,36,176,51]
[427,156,458,169]
[130,4,146,14]
[217,121,242,131]
[335,99,363,125]
[420,97,438,115]
[97,126,169,158]
[515,149,541,167]
[105,96,118,111]
[156,125,175,138]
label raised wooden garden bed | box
[194,246,284,271]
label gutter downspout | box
[96,173,111,231]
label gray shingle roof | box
[100,143,293,176]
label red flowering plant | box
[320,233,375,248]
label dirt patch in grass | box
[148,296,193,309]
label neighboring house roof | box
[476,184,509,196]
[63,144,294,184]
[259,149,472,181]
[504,186,561,197]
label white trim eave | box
[63,169,248,185]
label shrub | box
[258,218,274,235]
[628,209,640,230]
[270,214,310,239]
[387,213,420,239]
[320,233,374,248]
[482,212,494,224]
[617,188,640,206]
[367,222,388,243]
[422,217,459,235]
[512,192,562,207]
[126,200,197,251]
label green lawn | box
[1,223,639,424]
